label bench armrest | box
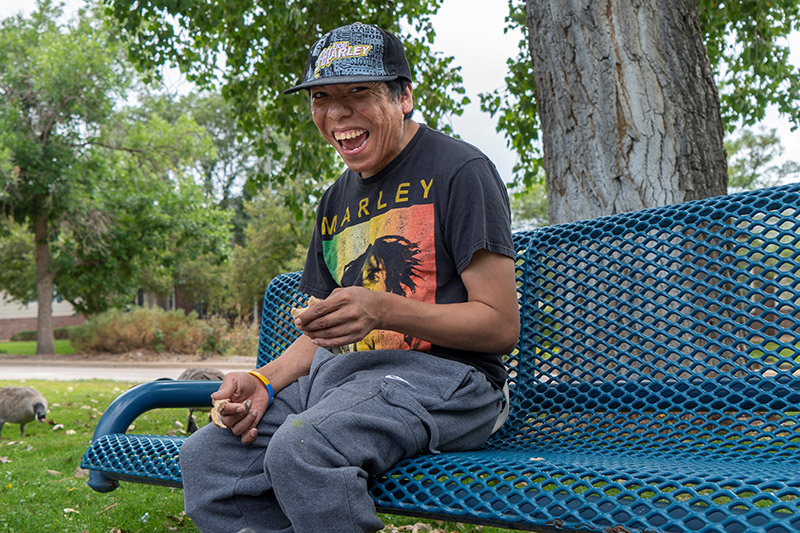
[90,379,221,438]
[87,379,221,492]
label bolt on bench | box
[82,183,800,532]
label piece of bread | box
[210,398,229,428]
[291,296,321,319]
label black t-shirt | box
[299,124,514,388]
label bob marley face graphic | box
[335,235,427,353]
[337,235,425,352]
[342,235,422,296]
[360,254,388,291]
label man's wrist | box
[247,370,274,406]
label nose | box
[327,96,352,120]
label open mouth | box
[334,129,369,153]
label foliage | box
[103,0,470,211]
[725,127,800,191]
[479,0,541,192]
[228,192,312,319]
[50,169,231,315]
[70,307,208,355]
[8,327,74,342]
[166,92,262,211]
[510,181,548,230]
[481,0,800,192]
[0,220,35,303]
[0,1,131,223]
[0,3,232,320]
[67,307,263,356]
[698,0,800,131]
[209,318,260,358]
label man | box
[180,22,520,532]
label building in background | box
[0,293,85,340]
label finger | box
[231,408,259,437]
[237,399,252,415]
[241,427,259,446]
[307,323,365,345]
[211,377,238,400]
[302,314,358,336]
[313,336,358,350]
[218,400,250,428]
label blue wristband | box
[247,371,274,406]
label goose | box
[0,386,48,438]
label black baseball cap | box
[284,22,413,94]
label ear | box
[401,83,414,116]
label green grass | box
[0,339,75,356]
[0,379,527,533]
[0,379,195,532]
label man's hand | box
[296,251,520,355]
[293,287,382,350]
[211,371,270,445]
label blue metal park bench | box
[82,183,800,532]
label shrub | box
[222,319,259,357]
[69,308,263,357]
[158,310,206,353]
[200,315,231,355]
[9,327,74,342]
[70,307,206,355]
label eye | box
[364,267,380,283]
[350,86,369,94]
[310,90,328,101]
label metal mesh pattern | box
[83,434,184,488]
[83,184,800,532]
[257,270,306,367]
[367,184,800,532]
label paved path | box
[0,357,253,382]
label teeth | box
[334,129,366,140]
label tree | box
[725,127,800,192]
[0,1,133,353]
[482,0,800,223]
[135,91,259,211]
[503,1,728,224]
[0,1,226,353]
[698,0,800,130]
[164,91,280,247]
[103,0,470,211]
[510,181,548,230]
[228,192,312,320]
[0,221,35,304]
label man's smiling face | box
[310,82,417,178]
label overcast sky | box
[2,0,799,181]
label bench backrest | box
[257,183,800,460]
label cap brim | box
[283,74,404,95]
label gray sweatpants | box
[180,348,503,533]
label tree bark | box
[527,0,728,224]
[34,214,56,355]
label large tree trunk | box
[34,214,56,355]
[527,0,728,224]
